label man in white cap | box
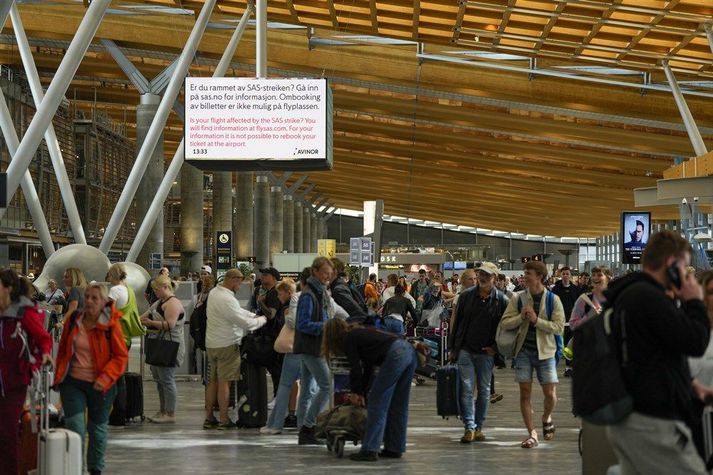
[448,261,509,443]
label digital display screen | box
[454,261,467,270]
[621,212,651,264]
[443,261,454,270]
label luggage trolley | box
[325,356,362,458]
[413,321,449,367]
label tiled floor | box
[104,366,582,474]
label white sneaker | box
[151,414,176,424]
[267,399,276,410]
[259,426,281,435]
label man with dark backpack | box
[592,231,711,474]
[328,258,370,324]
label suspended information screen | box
[184,77,332,171]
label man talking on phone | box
[605,230,712,474]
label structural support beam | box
[294,200,303,253]
[256,0,267,79]
[662,61,708,157]
[10,5,86,244]
[657,176,713,201]
[705,24,713,58]
[100,0,216,253]
[0,94,55,257]
[0,0,111,221]
[126,3,251,261]
[285,175,308,195]
[254,173,270,268]
[283,194,294,253]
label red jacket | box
[0,301,52,396]
[54,303,128,392]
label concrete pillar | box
[135,94,164,268]
[235,172,253,259]
[319,218,327,241]
[283,194,294,253]
[270,185,284,259]
[213,172,233,236]
[180,162,203,274]
[294,200,303,253]
[303,205,311,253]
[254,174,270,268]
[311,211,318,251]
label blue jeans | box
[381,316,405,336]
[299,354,330,428]
[362,339,417,454]
[60,376,117,472]
[266,353,317,430]
[514,348,559,385]
[457,349,495,431]
[150,365,177,413]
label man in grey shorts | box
[204,268,267,430]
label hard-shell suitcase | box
[39,429,82,475]
[236,358,268,428]
[36,365,82,475]
[436,365,460,419]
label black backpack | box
[572,302,633,425]
[189,294,209,351]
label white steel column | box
[100,0,217,253]
[663,62,708,157]
[705,25,713,58]
[127,5,252,262]
[0,0,111,221]
[0,95,55,257]
[256,0,267,78]
[10,5,86,244]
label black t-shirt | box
[522,292,543,352]
[342,327,398,395]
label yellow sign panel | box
[317,239,336,258]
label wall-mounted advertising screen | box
[621,211,651,264]
[454,261,467,270]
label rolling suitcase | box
[436,365,460,419]
[236,358,268,428]
[37,365,82,475]
[124,372,144,421]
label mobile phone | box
[667,261,682,289]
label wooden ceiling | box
[3,0,713,237]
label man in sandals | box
[500,261,565,448]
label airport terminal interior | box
[1,0,713,474]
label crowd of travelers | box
[3,232,713,472]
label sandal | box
[521,436,539,449]
[543,420,555,441]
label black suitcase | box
[124,372,144,421]
[436,365,460,419]
[108,375,128,426]
[236,359,268,428]
[416,364,438,379]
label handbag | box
[273,324,294,354]
[144,331,179,367]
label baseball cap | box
[475,261,499,275]
[259,267,281,281]
[200,265,212,274]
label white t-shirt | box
[109,284,129,308]
[689,331,713,388]
[381,286,416,307]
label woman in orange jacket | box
[54,282,128,475]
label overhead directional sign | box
[349,237,373,267]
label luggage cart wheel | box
[335,438,345,458]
